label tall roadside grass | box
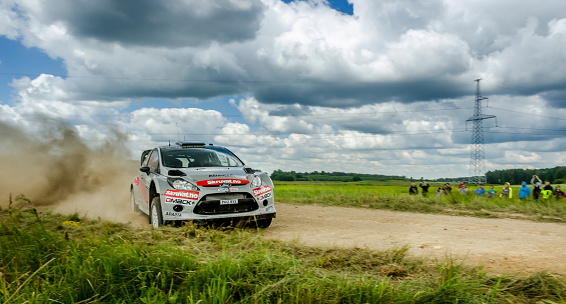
[1,200,566,303]
[274,182,566,222]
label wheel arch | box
[149,182,157,200]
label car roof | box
[157,142,244,164]
[158,142,212,150]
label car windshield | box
[161,148,244,168]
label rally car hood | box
[168,167,251,185]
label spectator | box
[541,189,553,201]
[409,182,418,195]
[531,175,542,200]
[519,181,531,200]
[499,182,513,199]
[436,187,443,197]
[458,181,466,189]
[554,186,565,200]
[474,184,485,197]
[543,180,554,192]
[458,183,468,195]
[487,185,497,198]
[443,183,452,195]
[419,181,430,197]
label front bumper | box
[160,188,276,221]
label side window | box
[148,149,160,173]
[217,154,238,167]
[217,154,229,166]
[141,150,151,166]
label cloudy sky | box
[1,0,566,179]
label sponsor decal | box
[218,187,239,192]
[197,179,250,186]
[165,198,193,206]
[253,185,272,197]
[134,176,150,203]
[164,189,199,200]
[260,191,273,200]
[209,174,234,177]
[165,211,182,217]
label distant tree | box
[486,166,566,185]
[270,170,405,182]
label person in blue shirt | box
[518,181,531,200]
[474,184,486,197]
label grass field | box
[273,181,566,223]
[1,202,566,304]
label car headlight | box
[251,175,262,188]
[167,178,199,191]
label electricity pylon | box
[466,79,496,184]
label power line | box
[467,79,496,184]
[487,106,566,121]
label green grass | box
[274,182,566,222]
[1,201,566,303]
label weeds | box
[1,201,565,303]
[275,182,566,222]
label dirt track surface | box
[43,198,566,276]
[262,203,566,276]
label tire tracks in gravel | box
[262,203,566,276]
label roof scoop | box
[175,142,206,147]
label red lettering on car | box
[253,185,272,197]
[196,179,250,186]
[164,189,200,200]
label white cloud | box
[3,0,566,105]
[1,0,566,179]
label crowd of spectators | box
[410,175,565,200]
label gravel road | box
[262,203,566,276]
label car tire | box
[131,189,141,213]
[150,196,164,228]
[255,217,272,228]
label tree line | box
[270,166,566,184]
[270,169,406,182]
[486,166,566,185]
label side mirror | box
[140,166,150,173]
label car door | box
[139,149,160,210]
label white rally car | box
[130,142,276,228]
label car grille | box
[193,193,258,215]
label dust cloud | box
[0,120,145,224]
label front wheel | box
[255,217,272,228]
[150,196,164,228]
